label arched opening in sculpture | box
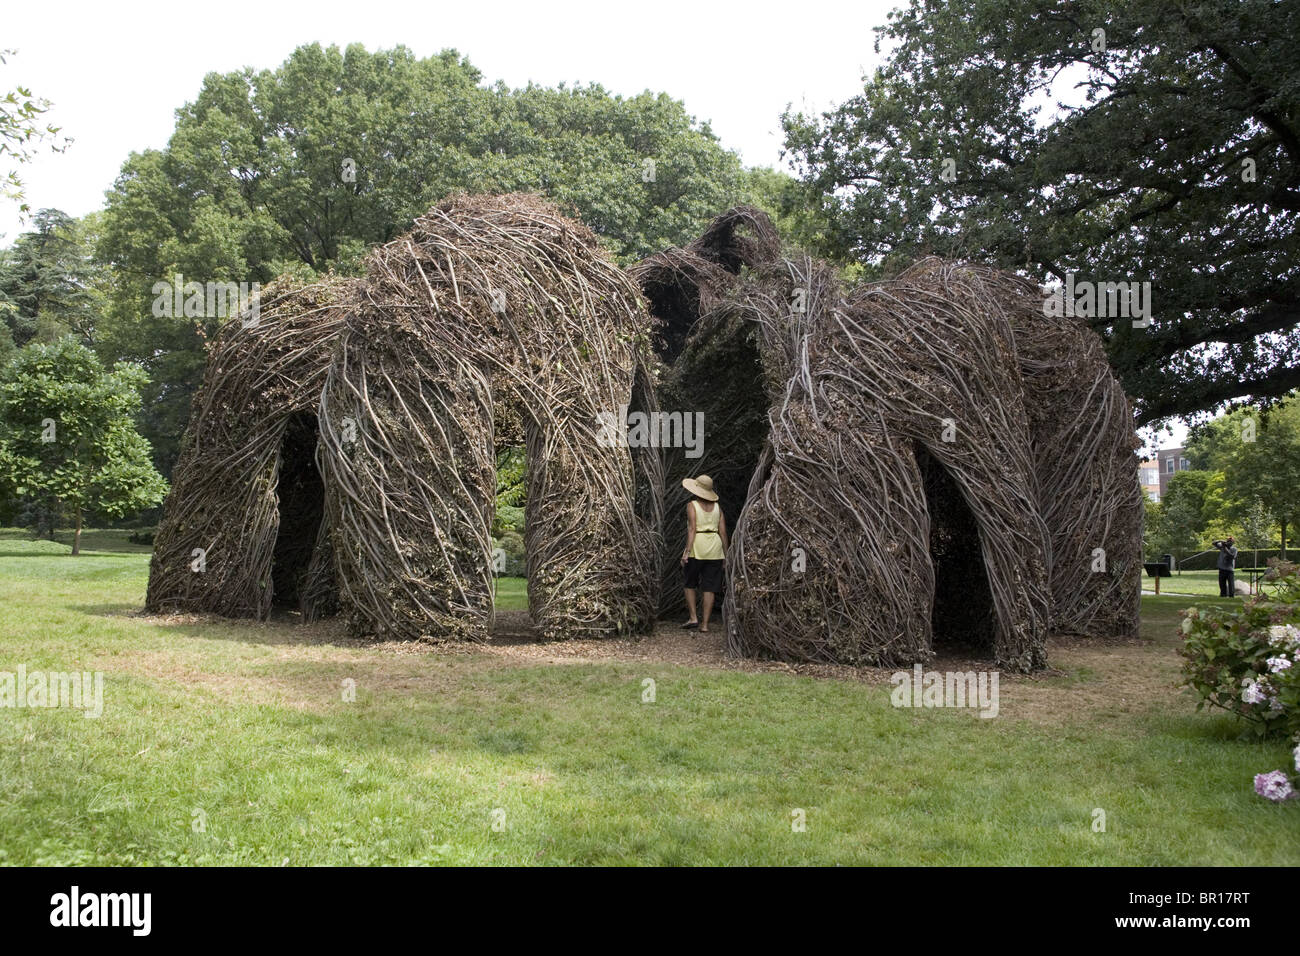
[631,207,783,614]
[915,444,996,657]
[144,276,351,621]
[270,410,327,611]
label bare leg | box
[701,591,715,632]
[684,588,698,623]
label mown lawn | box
[1145,567,1282,598]
[1,528,1297,865]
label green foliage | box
[493,530,526,578]
[1239,498,1277,552]
[491,447,527,574]
[0,208,104,349]
[493,446,526,538]
[782,0,1300,423]
[94,43,750,476]
[1145,474,1208,563]
[739,166,834,257]
[1181,561,1300,740]
[0,338,167,545]
[1189,398,1300,551]
[0,50,69,217]
[1163,471,1221,538]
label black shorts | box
[684,557,724,593]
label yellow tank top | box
[691,500,724,560]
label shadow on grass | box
[73,603,554,651]
[70,603,156,619]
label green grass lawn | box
[1,528,1297,865]
[1145,568,1281,597]
[494,575,527,611]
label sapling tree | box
[0,338,167,554]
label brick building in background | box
[1156,446,1191,499]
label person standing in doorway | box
[680,474,728,634]
[1215,536,1239,597]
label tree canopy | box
[1188,398,1300,553]
[94,42,759,475]
[782,0,1299,425]
[0,208,103,358]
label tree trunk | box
[1282,519,1288,561]
[72,510,82,556]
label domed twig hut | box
[148,197,1137,670]
[635,209,1140,672]
[317,194,662,643]
[145,276,353,620]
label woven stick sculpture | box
[725,258,1052,670]
[145,276,353,619]
[317,193,661,643]
[1012,299,1143,638]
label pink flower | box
[1254,770,1295,802]
[1242,680,1268,705]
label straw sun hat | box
[681,475,718,501]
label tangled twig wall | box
[148,197,1138,670]
[145,277,351,620]
[717,252,1139,671]
[634,208,1139,671]
[317,194,661,643]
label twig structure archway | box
[635,209,1141,672]
[145,276,352,620]
[317,193,661,642]
[631,207,782,614]
[148,197,1137,670]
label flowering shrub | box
[1181,560,1300,802]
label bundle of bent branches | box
[722,256,1140,671]
[1012,300,1143,638]
[724,259,1049,670]
[317,193,662,643]
[145,276,353,620]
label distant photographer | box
[1213,536,1239,597]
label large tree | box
[0,338,167,554]
[1188,398,1300,555]
[782,0,1299,425]
[0,208,103,354]
[95,42,753,475]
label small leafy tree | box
[0,338,167,553]
[1238,497,1278,566]
[1146,495,1201,566]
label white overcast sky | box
[0,0,1188,448]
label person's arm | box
[1228,545,1238,562]
[681,502,696,565]
[719,509,729,554]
